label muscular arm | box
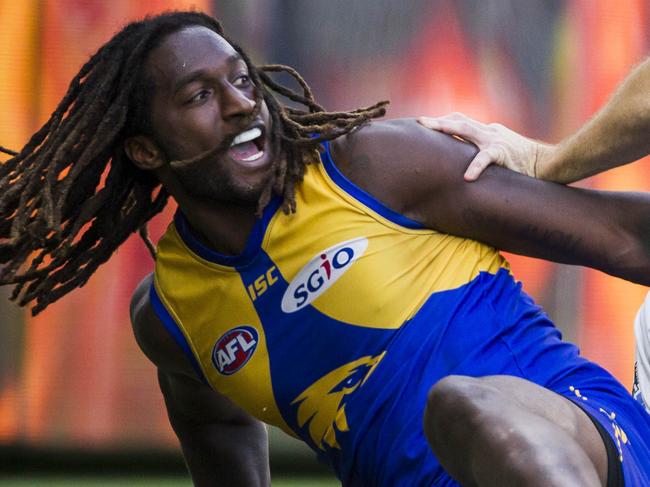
[332,119,650,285]
[130,275,270,487]
[541,57,650,182]
[158,370,270,487]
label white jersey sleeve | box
[633,291,650,414]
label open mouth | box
[228,127,265,162]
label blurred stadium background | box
[1,0,649,485]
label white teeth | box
[231,127,262,146]
[241,150,264,162]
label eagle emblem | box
[292,352,385,450]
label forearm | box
[538,58,650,183]
[593,191,650,285]
[174,419,271,487]
[156,370,271,487]
[510,188,650,285]
[431,161,650,286]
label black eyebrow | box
[173,53,244,94]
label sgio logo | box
[212,326,258,375]
[281,237,368,313]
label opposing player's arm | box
[130,274,270,487]
[419,57,650,183]
[332,119,650,285]
[540,57,650,182]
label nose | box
[221,84,255,120]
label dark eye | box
[233,74,251,87]
[188,89,212,104]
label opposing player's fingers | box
[420,118,484,144]
[419,113,479,129]
[417,116,441,129]
[463,149,499,181]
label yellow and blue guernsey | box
[151,142,650,486]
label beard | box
[163,131,272,206]
[172,156,266,206]
[154,113,275,207]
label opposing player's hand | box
[418,113,543,181]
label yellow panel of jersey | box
[151,141,509,447]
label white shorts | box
[633,291,650,413]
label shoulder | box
[328,118,478,223]
[331,118,477,169]
[130,273,198,379]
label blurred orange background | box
[0,0,648,450]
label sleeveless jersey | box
[151,142,650,486]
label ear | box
[124,135,166,171]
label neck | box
[165,181,259,256]
[181,199,258,256]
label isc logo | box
[281,237,368,313]
[246,266,278,301]
[212,326,259,375]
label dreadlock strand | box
[19,221,104,305]
[0,174,32,214]
[0,146,17,156]
[139,225,156,260]
[257,70,324,113]
[0,238,33,283]
[54,104,128,216]
[252,92,289,215]
[69,189,111,237]
[260,64,323,111]
[23,162,162,310]
[44,71,131,226]
[287,101,389,122]
[9,246,50,301]
[38,36,150,230]
[32,183,164,309]
[289,111,361,123]
[0,55,104,179]
[12,172,47,239]
[1,63,93,179]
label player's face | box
[146,26,273,204]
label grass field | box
[0,476,339,486]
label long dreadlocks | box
[0,11,388,315]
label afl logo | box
[212,326,258,375]
[281,237,368,313]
